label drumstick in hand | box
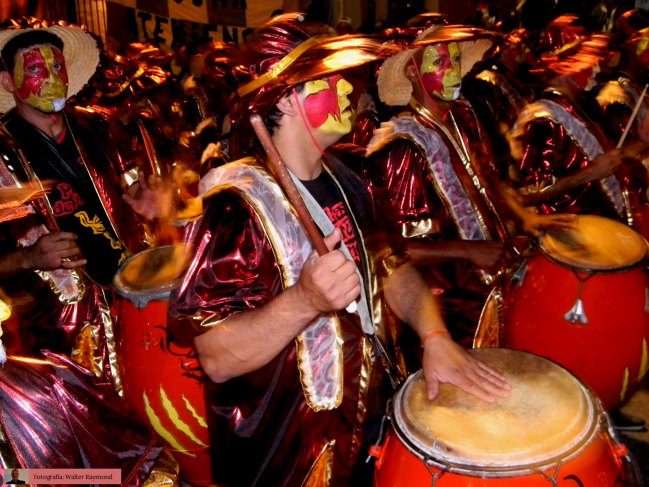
[617,83,649,149]
[250,114,358,313]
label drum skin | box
[503,254,649,412]
[114,246,212,486]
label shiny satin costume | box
[0,106,152,389]
[0,352,165,484]
[363,99,508,337]
[509,89,631,221]
[596,77,649,215]
[168,154,408,486]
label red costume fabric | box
[0,352,162,483]
[509,89,628,220]
[0,106,152,385]
[168,153,408,487]
[362,99,508,341]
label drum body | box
[502,215,649,411]
[372,349,639,486]
[113,245,212,486]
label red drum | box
[372,348,641,486]
[113,244,212,486]
[499,215,649,411]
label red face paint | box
[419,42,461,101]
[302,75,353,135]
[13,45,68,112]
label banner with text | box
[105,0,282,48]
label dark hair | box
[1,30,64,73]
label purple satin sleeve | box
[168,190,281,346]
[0,352,161,482]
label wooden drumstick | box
[250,114,358,313]
[617,83,649,149]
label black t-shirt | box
[29,129,126,286]
[300,170,363,264]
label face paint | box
[419,42,461,101]
[302,74,353,135]
[13,45,68,113]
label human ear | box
[0,71,15,94]
[276,92,298,116]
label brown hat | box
[0,22,99,112]
[377,24,498,106]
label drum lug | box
[367,411,391,468]
[563,298,589,325]
[511,261,528,287]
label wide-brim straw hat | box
[377,24,498,106]
[0,23,100,113]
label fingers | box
[425,375,440,401]
[323,228,342,252]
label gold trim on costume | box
[301,440,335,487]
[237,36,327,97]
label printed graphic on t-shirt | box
[323,202,360,262]
[51,182,84,216]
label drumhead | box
[113,244,193,304]
[539,215,647,271]
[394,348,595,469]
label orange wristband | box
[421,329,450,348]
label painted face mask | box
[419,42,461,101]
[13,45,68,113]
[302,74,354,135]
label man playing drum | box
[361,25,574,343]
[168,13,510,487]
[0,22,172,387]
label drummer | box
[507,33,642,223]
[0,23,172,387]
[168,13,510,487]
[360,25,574,343]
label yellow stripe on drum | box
[182,394,208,429]
[144,391,196,456]
[160,387,208,447]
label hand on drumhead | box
[465,241,505,273]
[422,334,511,403]
[520,212,577,238]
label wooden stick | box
[617,83,649,149]
[250,114,358,314]
[250,114,329,256]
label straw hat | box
[0,23,100,112]
[377,24,497,106]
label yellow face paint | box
[419,42,461,101]
[13,45,68,113]
[303,75,354,135]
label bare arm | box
[383,262,510,402]
[407,239,504,271]
[195,229,360,383]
